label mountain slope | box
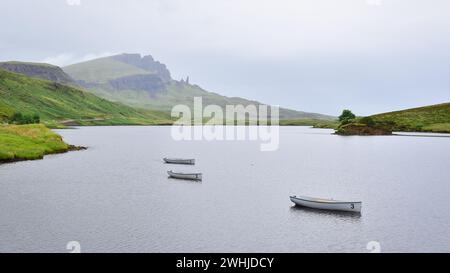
[0,68,172,126]
[64,53,334,120]
[0,61,77,86]
[64,57,151,84]
[371,103,450,133]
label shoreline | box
[53,123,450,135]
[0,145,87,165]
[2,125,448,166]
[0,124,86,165]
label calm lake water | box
[1,126,450,253]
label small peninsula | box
[334,110,393,136]
[335,122,393,136]
[0,124,85,164]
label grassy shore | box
[0,124,76,163]
[279,118,339,129]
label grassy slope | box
[0,124,69,162]
[64,57,150,83]
[371,103,450,133]
[279,118,339,128]
[0,68,172,126]
[103,82,262,110]
[0,61,77,86]
[91,82,333,121]
[0,61,56,68]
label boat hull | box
[163,158,195,165]
[168,171,202,181]
[290,196,361,213]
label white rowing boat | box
[163,158,195,165]
[290,195,362,213]
[168,170,202,181]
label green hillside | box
[64,57,150,84]
[371,103,450,133]
[63,53,334,120]
[91,80,317,119]
[0,68,172,126]
[0,61,77,85]
[279,118,339,128]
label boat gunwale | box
[168,171,202,176]
[164,158,195,161]
[163,158,195,165]
[290,196,362,205]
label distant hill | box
[371,103,450,133]
[0,68,172,126]
[0,61,77,86]
[64,53,334,120]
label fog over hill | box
[2,0,450,115]
[64,53,334,120]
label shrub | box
[359,116,376,127]
[10,112,24,124]
[32,114,40,124]
[9,112,40,125]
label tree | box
[338,109,356,124]
[338,109,356,126]
[339,110,356,122]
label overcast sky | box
[1,0,450,115]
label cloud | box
[66,0,81,6]
[2,0,450,115]
[41,52,117,66]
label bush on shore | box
[8,112,40,125]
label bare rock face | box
[112,53,172,83]
[0,62,76,85]
[108,74,165,95]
